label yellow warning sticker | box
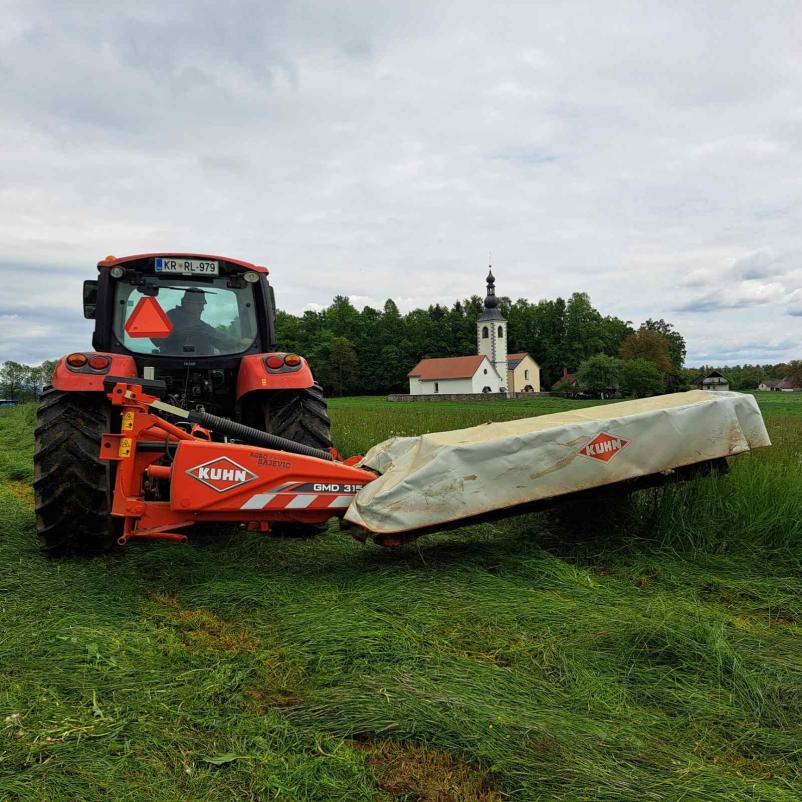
[122,411,136,431]
[119,437,133,457]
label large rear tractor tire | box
[34,388,117,557]
[260,384,332,454]
[256,384,333,537]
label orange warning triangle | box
[124,296,174,339]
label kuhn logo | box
[579,432,630,463]
[186,457,257,493]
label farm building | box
[408,269,536,396]
[758,376,800,392]
[693,369,730,392]
[507,352,541,393]
[758,379,781,391]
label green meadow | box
[0,392,800,801]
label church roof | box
[507,353,529,367]
[408,355,488,380]
[478,307,505,321]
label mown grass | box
[0,393,800,800]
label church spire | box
[478,266,504,321]
[484,267,498,309]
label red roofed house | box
[776,377,801,391]
[759,376,800,392]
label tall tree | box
[619,328,674,375]
[577,354,622,395]
[643,318,686,372]
[620,359,664,397]
[314,335,358,397]
[0,361,30,401]
[562,292,603,370]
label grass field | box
[0,392,801,801]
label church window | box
[482,326,489,339]
[483,368,487,375]
[524,369,529,379]
[498,326,504,338]
[434,382,439,393]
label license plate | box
[154,257,219,275]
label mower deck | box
[345,390,771,536]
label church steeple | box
[484,268,498,309]
[477,266,508,388]
[478,266,503,321]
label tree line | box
[0,360,56,402]
[274,292,688,396]
[682,362,802,391]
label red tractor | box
[34,253,331,556]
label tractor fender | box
[52,353,138,392]
[236,353,315,399]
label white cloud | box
[786,289,802,317]
[0,0,801,364]
[676,279,787,313]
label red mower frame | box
[101,381,377,546]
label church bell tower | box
[477,268,507,386]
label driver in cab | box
[163,289,244,354]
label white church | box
[407,270,541,396]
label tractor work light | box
[66,353,87,367]
[88,355,111,371]
[284,354,302,367]
[244,272,259,283]
[110,266,125,278]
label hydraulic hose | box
[186,409,333,461]
[129,390,334,462]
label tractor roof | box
[97,253,269,273]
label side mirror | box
[83,280,98,319]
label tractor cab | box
[37,251,333,556]
[80,253,283,416]
[85,254,277,362]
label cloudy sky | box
[2,1,801,366]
